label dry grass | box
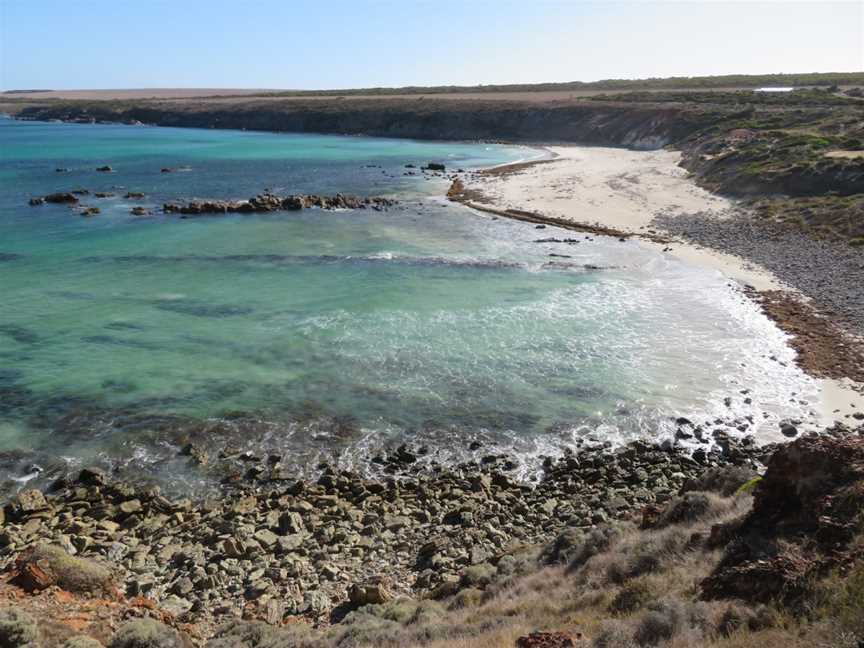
[311,485,863,648]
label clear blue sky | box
[1,0,861,90]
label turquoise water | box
[0,118,819,492]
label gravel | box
[653,210,864,335]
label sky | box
[0,0,861,90]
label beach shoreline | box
[449,144,864,420]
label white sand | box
[461,144,864,420]
[466,145,785,290]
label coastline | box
[448,145,864,421]
[1,114,863,646]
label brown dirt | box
[0,578,202,647]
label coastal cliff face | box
[9,99,717,150]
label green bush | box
[0,608,38,648]
[109,619,184,648]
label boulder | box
[44,192,79,204]
[779,421,798,437]
[423,162,446,172]
[96,166,113,172]
[348,578,393,605]
[28,197,44,206]
[16,489,47,514]
[77,467,107,486]
[702,434,864,603]
[12,544,114,597]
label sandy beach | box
[460,146,787,290]
[453,144,864,423]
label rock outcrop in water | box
[25,191,395,217]
[162,193,396,216]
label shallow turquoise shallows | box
[0,118,818,492]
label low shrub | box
[592,620,635,648]
[62,637,105,648]
[633,600,685,646]
[0,608,38,648]
[609,580,654,615]
[558,524,629,572]
[682,466,758,497]
[109,619,184,648]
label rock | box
[80,206,100,217]
[28,197,44,206]
[12,544,114,597]
[253,529,279,547]
[16,489,47,514]
[265,600,284,625]
[43,192,79,204]
[348,578,393,605]
[77,467,107,486]
[423,162,446,172]
[161,595,193,617]
[0,608,38,647]
[130,207,149,216]
[161,193,395,216]
[516,631,577,648]
[109,618,185,648]
[702,435,864,604]
[119,499,142,515]
[278,511,305,534]
[301,590,331,616]
[779,421,798,437]
[96,166,113,172]
[125,192,145,199]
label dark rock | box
[702,434,864,604]
[77,467,107,486]
[96,165,113,172]
[44,192,79,204]
[516,631,577,648]
[779,421,798,437]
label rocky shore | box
[0,431,773,632]
[1,423,862,647]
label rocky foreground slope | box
[1,426,863,647]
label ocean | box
[0,117,819,493]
